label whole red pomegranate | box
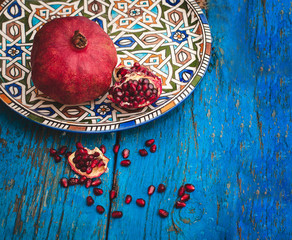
[31,16,117,104]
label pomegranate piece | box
[91,178,102,186]
[112,211,123,218]
[113,144,120,154]
[31,16,117,104]
[68,178,79,186]
[49,148,57,156]
[85,178,92,188]
[60,178,68,188]
[139,149,148,157]
[68,144,109,179]
[96,205,105,214]
[158,209,169,218]
[86,196,94,206]
[58,146,68,155]
[145,139,155,147]
[136,198,146,207]
[150,144,157,153]
[76,142,83,149]
[180,194,190,202]
[110,190,117,200]
[175,201,186,209]
[108,62,162,110]
[100,145,106,154]
[122,149,130,159]
[147,185,155,195]
[93,188,103,196]
[125,195,132,204]
[120,160,131,167]
[185,184,195,192]
[178,186,185,197]
[157,184,166,193]
[54,155,62,163]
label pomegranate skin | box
[31,16,117,104]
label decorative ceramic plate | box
[0,0,211,133]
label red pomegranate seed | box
[158,209,169,218]
[60,178,68,188]
[79,176,87,185]
[76,142,83,149]
[58,146,67,155]
[147,185,155,195]
[91,159,99,168]
[91,178,102,186]
[97,161,105,168]
[180,194,190,202]
[113,144,120,154]
[136,198,146,207]
[125,195,132,204]
[100,145,106,154]
[150,144,157,153]
[145,139,155,147]
[49,148,57,156]
[157,184,166,193]
[175,201,186,209]
[65,151,72,159]
[178,185,185,197]
[120,160,131,167]
[54,155,62,163]
[86,167,92,174]
[68,178,79,186]
[112,211,123,218]
[96,205,105,214]
[139,149,148,156]
[85,178,92,188]
[185,184,195,192]
[86,196,94,206]
[110,190,117,200]
[93,188,103,196]
[122,149,130,158]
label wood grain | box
[0,0,291,239]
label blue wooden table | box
[1,0,291,239]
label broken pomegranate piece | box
[68,146,109,179]
[108,62,162,109]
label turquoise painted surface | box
[0,0,291,239]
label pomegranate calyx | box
[72,30,88,49]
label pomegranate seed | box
[60,178,68,188]
[91,159,99,168]
[125,195,132,204]
[79,176,87,184]
[85,178,92,188]
[100,145,106,154]
[145,139,155,147]
[91,178,102,186]
[113,144,120,154]
[86,167,92,174]
[158,209,169,218]
[97,161,105,168]
[157,184,166,193]
[175,201,186,209]
[122,149,130,158]
[136,198,146,207]
[93,188,103,196]
[58,146,67,155]
[65,151,72,159]
[112,211,123,218]
[120,160,131,167]
[68,178,79,186]
[178,186,185,197]
[110,190,117,200]
[139,149,148,156]
[147,185,155,195]
[185,184,195,192]
[150,144,157,153]
[86,196,94,206]
[76,142,83,149]
[49,148,57,156]
[93,152,100,157]
[54,155,62,163]
[96,205,105,214]
[180,194,190,202]
[133,62,140,68]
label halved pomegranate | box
[107,62,162,109]
[68,146,109,179]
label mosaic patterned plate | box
[0,0,211,133]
